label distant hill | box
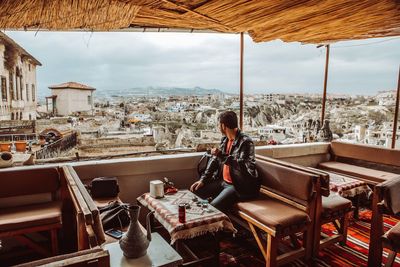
[96,86,227,97]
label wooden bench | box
[255,155,353,259]
[62,165,106,249]
[0,167,63,257]
[14,247,110,267]
[319,141,400,185]
[234,159,319,266]
[368,176,400,267]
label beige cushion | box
[318,161,399,184]
[322,195,352,218]
[376,176,400,215]
[257,159,315,204]
[236,197,309,234]
[0,167,60,198]
[0,201,62,232]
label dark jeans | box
[194,179,238,212]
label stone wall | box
[79,136,155,148]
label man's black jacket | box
[199,130,260,199]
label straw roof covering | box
[49,82,96,90]
[0,0,399,43]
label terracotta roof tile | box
[49,82,96,90]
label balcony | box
[11,100,25,109]
[1,142,399,266]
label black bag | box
[90,177,120,198]
[197,150,220,180]
[197,151,212,177]
[99,201,130,230]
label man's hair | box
[219,111,238,129]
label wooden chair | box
[368,176,400,267]
[0,167,62,257]
[235,159,319,267]
[256,155,352,258]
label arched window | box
[20,112,23,120]
[11,113,14,120]
[29,114,32,120]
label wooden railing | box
[36,132,78,159]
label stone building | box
[0,32,41,120]
[46,82,95,116]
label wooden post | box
[240,32,244,130]
[321,44,330,123]
[391,66,400,149]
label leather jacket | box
[199,130,260,198]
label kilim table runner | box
[137,190,236,244]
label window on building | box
[20,77,23,100]
[28,64,31,71]
[16,77,19,100]
[88,95,92,105]
[1,77,7,101]
[8,73,13,100]
[20,112,23,120]
[26,84,29,101]
[32,84,35,101]
[11,112,14,120]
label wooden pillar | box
[321,44,330,123]
[391,66,400,149]
[239,32,244,130]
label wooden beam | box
[240,32,244,130]
[391,65,400,149]
[321,44,330,123]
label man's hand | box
[190,181,204,192]
[211,148,220,156]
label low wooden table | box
[326,170,372,219]
[137,190,236,266]
[104,232,183,267]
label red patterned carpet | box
[219,210,400,267]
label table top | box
[137,190,236,244]
[104,232,183,267]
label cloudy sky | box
[5,31,400,98]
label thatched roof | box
[49,82,96,90]
[0,31,42,66]
[0,0,399,44]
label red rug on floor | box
[219,210,400,267]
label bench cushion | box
[322,195,352,219]
[0,167,60,198]
[257,160,316,205]
[384,222,400,250]
[236,197,310,234]
[318,161,399,184]
[0,201,62,232]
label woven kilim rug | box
[218,209,400,267]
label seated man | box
[190,111,260,211]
